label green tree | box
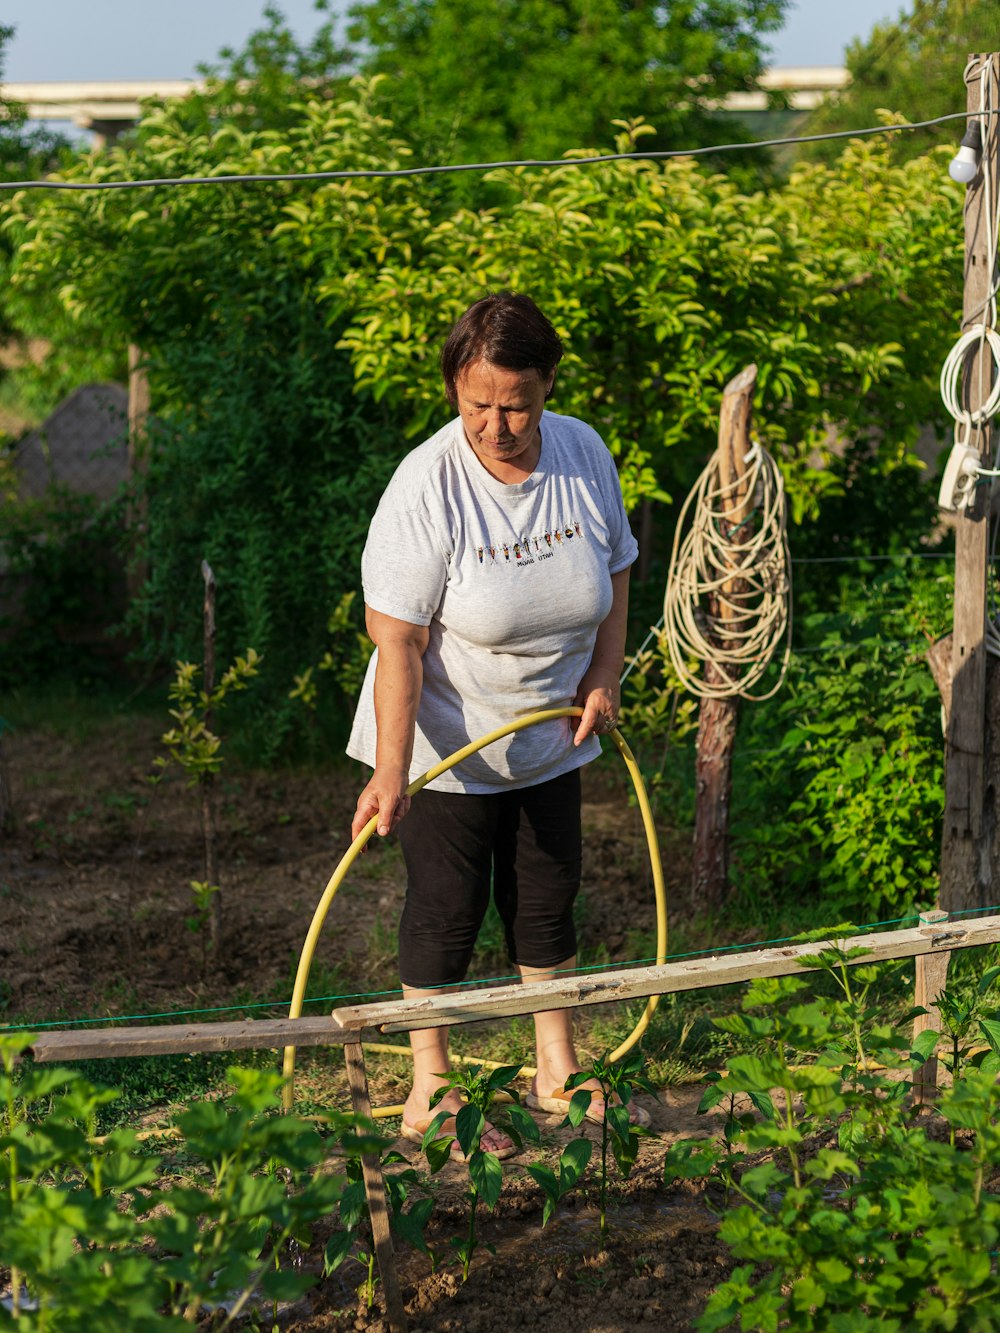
[5,81,964,762]
[347,0,790,168]
[804,0,998,161]
[0,24,70,184]
[0,23,80,424]
[180,1,353,135]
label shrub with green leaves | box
[0,1036,372,1330]
[4,80,966,754]
[664,946,1000,1331]
[0,489,125,689]
[729,563,950,922]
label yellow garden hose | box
[281,707,668,1113]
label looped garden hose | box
[281,707,668,1114]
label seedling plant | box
[419,1062,539,1281]
[324,1148,434,1308]
[561,1051,657,1247]
[156,647,260,950]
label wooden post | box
[343,1043,408,1333]
[693,364,758,910]
[912,909,950,1105]
[940,53,999,913]
[126,343,150,597]
[200,560,221,951]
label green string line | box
[2,907,978,1037]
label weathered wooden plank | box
[344,1043,407,1333]
[24,915,1000,1061]
[26,1014,351,1063]
[334,916,1000,1035]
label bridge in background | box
[3,67,850,146]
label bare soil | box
[1,710,730,1331]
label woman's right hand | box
[352,766,412,843]
[354,607,429,845]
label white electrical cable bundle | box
[663,442,791,701]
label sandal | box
[525,1087,651,1129]
[400,1113,519,1161]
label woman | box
[347,292,643,1155]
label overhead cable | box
[0,109,988,193]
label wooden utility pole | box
[939,54,1000,913]
[693,364,757,911]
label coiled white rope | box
[663,442,791,701]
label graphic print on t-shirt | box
[475,520,585,568]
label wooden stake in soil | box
[343,1042,408,1333]
[912,909,950,1105]
[693,364,757,911]
[201,559,221,951]
[126,343,150,598]
[940,53,1000,913]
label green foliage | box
[347,0,789,173]
[562,1051,657,1246]
[324,1147,434,1304]
[619,626,699,802]
[0,489,126,689]
[662,950,1000,1332]
[934,959,1000,1080]
[187,2,352,134]
[289,591,375,722]
[524,1137,593,1229]
[0,26,71,184]
[3,35,967,758]
[419,1063,539,1280]
[730,563,949,921]
[157,650,262,785]
[804,0,999,163]
[0,1038,375,1330]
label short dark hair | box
[441,292,564,406]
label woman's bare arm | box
[351,607,430,841]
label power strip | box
[938,442,983,512]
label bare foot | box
[402,1088,516,1157]
[529,1075,650,1128]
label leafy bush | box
[4,71,966,755]
[0,1034,379,1329]
[730,564,949,922]
[665,946,1000,1331]
[0,490,126,689]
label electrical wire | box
[662,442,791,701]
[0,109,989,194]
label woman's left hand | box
[572,668,620,745]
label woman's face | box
[454,359,555,477]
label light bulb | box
[949,121,982,184]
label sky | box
[1,0,906,83]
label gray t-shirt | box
[347,410,638,792]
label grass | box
[0,675,166,740]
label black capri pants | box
[396,768,582,989]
